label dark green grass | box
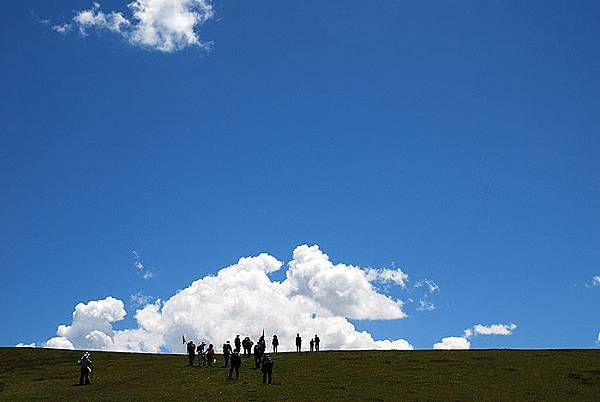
[0,348,599,401]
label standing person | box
[295,333,302,352]
[253,343,264,369]
[206,344,215,367]
[228,350,242,380]
[197,342,206,367]
[77,352,93,385]
[314,334,320,351]
[261,353,274,385]
[309,338,314,352]
[272,335,279,353]
[186,340,196,366]
[234,335,241,352]
[222,341,233,367]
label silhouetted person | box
[77,352,93,385]
[243,337,254,356]
[272,334,279,353]
[186,341,196,366]
[206,344,215,367]
[258,335,266,350]
[314,334,320,351]
[222,341,232,367]
[310,338,314,352]
[254,343,264,369]
[234,335,241,352]
[295,333,302,352]
[228,350,242,380]
[261,353,274,384]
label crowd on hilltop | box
[75,333,322,386]
[184,333,322,384]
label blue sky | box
[1,0,599,351]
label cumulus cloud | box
[42,245,413,353]
[464,323,517,338]
[433,336,470,350]
[53,0,214,52]
[15,342,36,348]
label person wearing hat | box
[222,341,233,367]
[77,352,93,385]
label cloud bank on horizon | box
[44,245,415,353]
[53,0,214,52]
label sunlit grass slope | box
[0,347,599,400]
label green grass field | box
[0,347,599,401]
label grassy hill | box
[0,347,599,401]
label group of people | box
[185,340,216,367]
[76,332,322,386]
[185,333,281,384]
[295,333,321,352]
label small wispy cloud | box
[414,279,439,294]
[585,275,600,288]
[416,298,436,311]
[131,250,154,280]
[52,1,214,53]
[130,292,154,307]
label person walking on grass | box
[234,335,241,352]
[272,334,279,353]
[206,344,215,367]
[77,352,93,385]
[296,333,302,352]
[261,353,274,384]
[222,341,232,367]
[254,343,264,369]
[228,350,242,380]
[197,342,206,367]
[314,334,320,351]
[186,340,196,366]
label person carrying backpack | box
[77,352,93,385]
[222,341,232,367]
[261,353,274,384]
[228,350,242,380]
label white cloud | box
[45,337,75,350]
[130,292,154,307]
[464,323,517,338]
[53,0,214,52]
[41,245,413,353]
[365,268,409,287]
[414,279,439,293]
[15,342,36,348]
[131,250,154,280]
[433,336,470,350]
[591,276,600,287]
[416,298,436,311]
